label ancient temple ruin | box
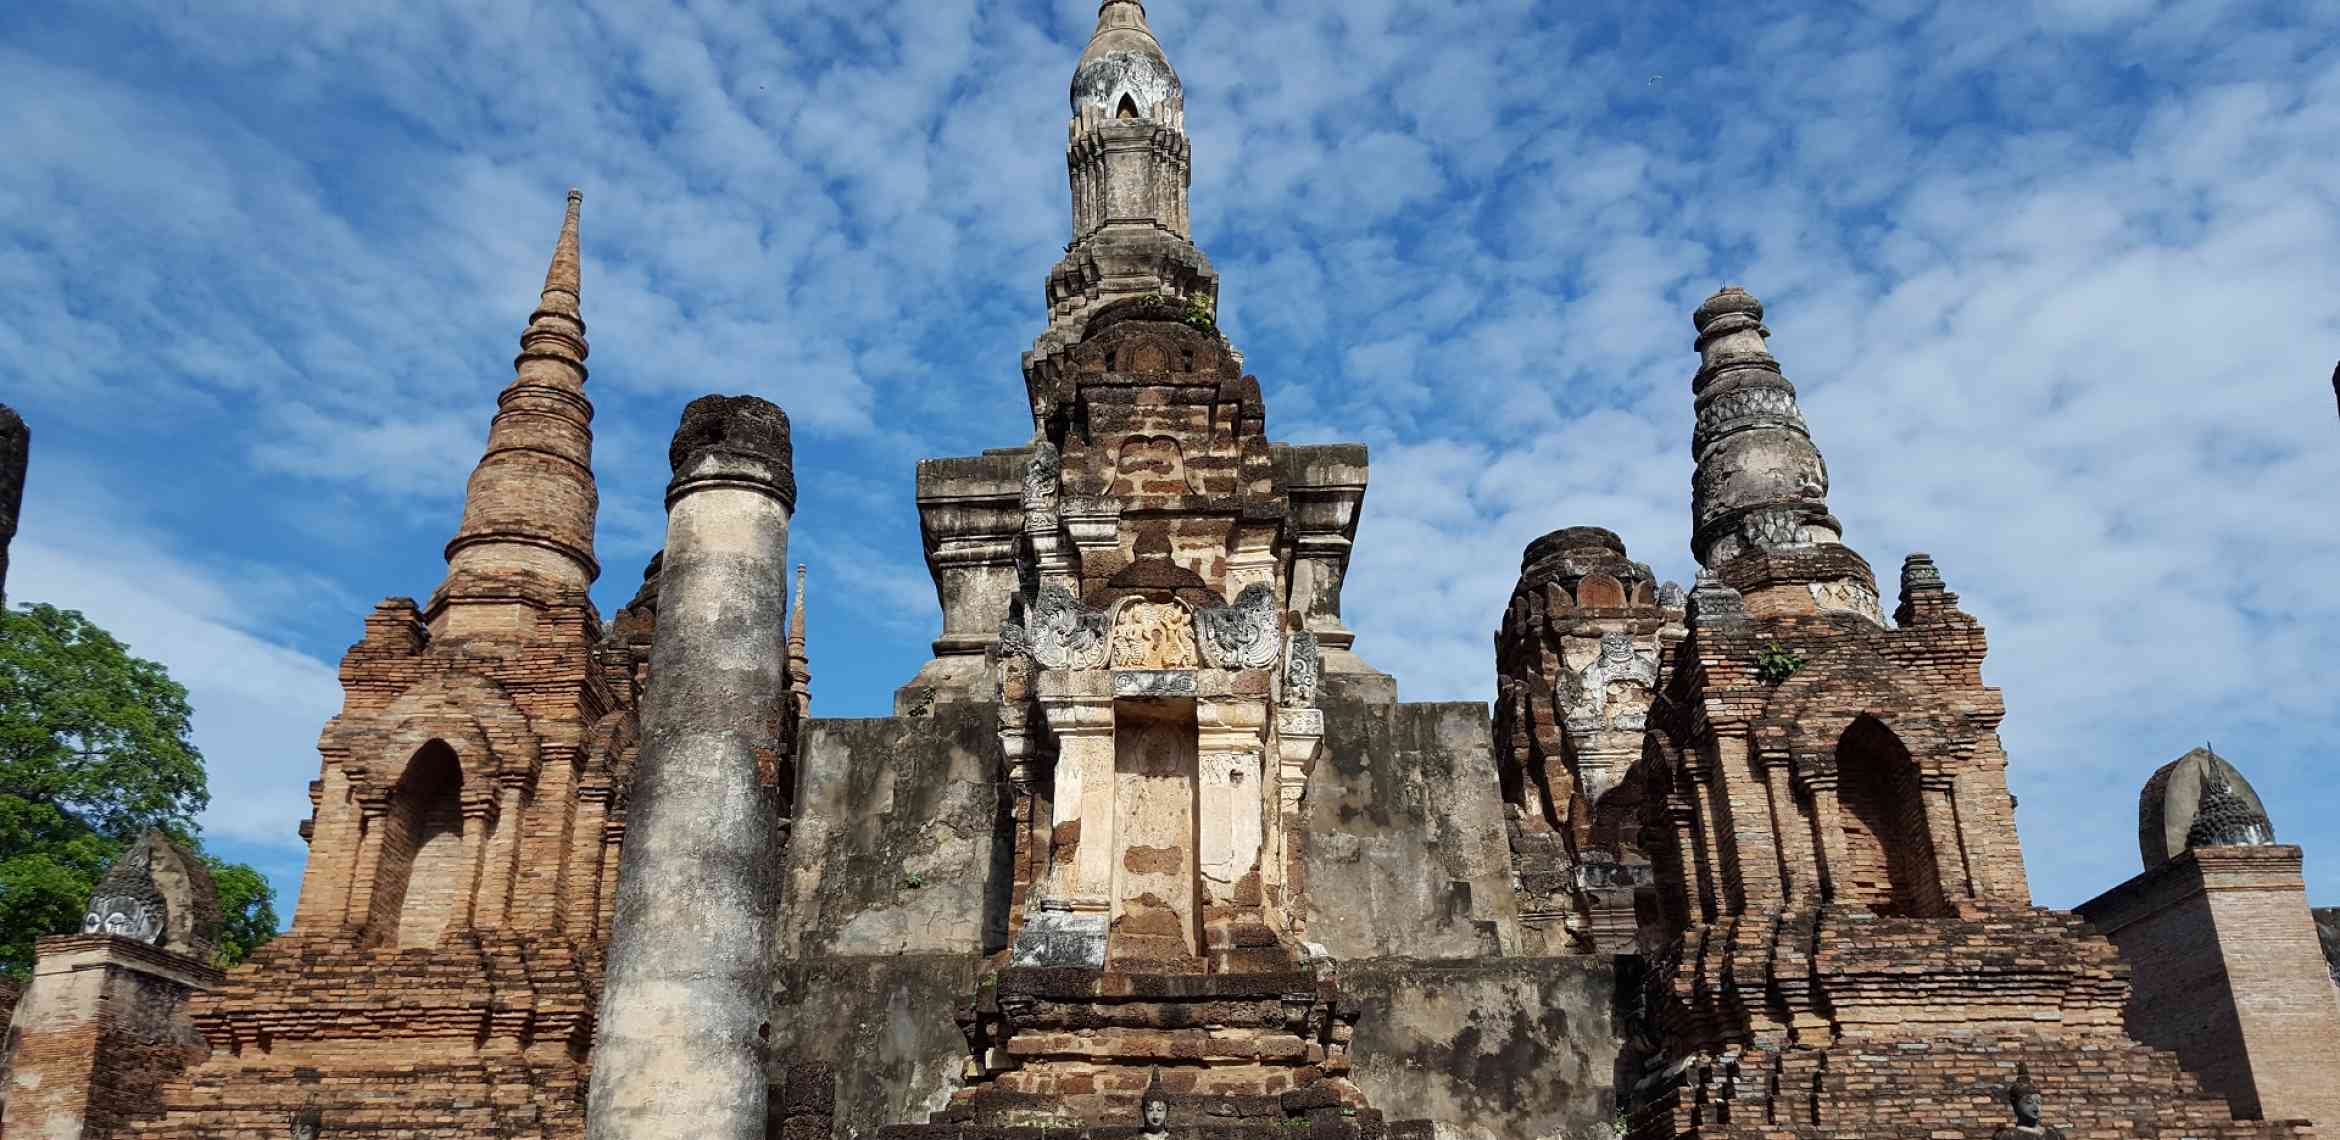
[2,4,2334,1140]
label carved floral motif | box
[1282,629,1322,707]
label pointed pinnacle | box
[789,563,808,642]
[540,189,583,313]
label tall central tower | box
[1032,0,1216,365]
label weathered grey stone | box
[1112,669,1196,699]
[1282,630,1321,708]
[1071,0,1179,120]
[767,957,984,1140]
[589,395,796,1140]
[1688,287,1842,568]
[81,831,221,960]
[1007,909,1109,969]
[1193,583,1280,670]
[999,580,1109,671]
[780,708,1010,958]
[1341,958,1620,1140]
[0,403,23,608]
[1301,696,1520,959]
[2184,772,2276,850]
[1275,442,1377,675]
[2138,746,2276,868]
[901,452,1025,712]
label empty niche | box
[1831,717,1947,918]
[369,741,471,949]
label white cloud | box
[8,465,343,854]
[4,0,2336,915]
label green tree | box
[0,603,278,976]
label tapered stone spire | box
[433,190,601,632]
[1073,2,1180,121]
[1032,0,1213,363]
[1687,286,1841,567]
[786,563,811,716]
[1685,286,1882,621]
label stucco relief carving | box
[1809,578,1886,625]
[1282,630,1322,707]
[1196,583,1281,670]
[1109,600,1199,669]
[1741,506,1808,551]
[1694,385,1805,443]
[1023,441,1062,523]
[82,842,167,944]
[1000,581,1109,670]
[1562,632,1660,735]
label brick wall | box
[1,936,221,1140]
[2079,847,2340,1129]
[118,581,652,1139]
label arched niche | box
[368,740,470,949]
[1831,716,1947,917]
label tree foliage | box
[0,604,278,976]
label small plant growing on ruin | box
[1753,641,1807,685]
[1181,292,1217,331]
[900,871,926,890]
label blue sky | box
[4,0,2336,918]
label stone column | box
[587,395,796,1140]
[1010,673,1114,969]
[1271,707,1324,932]
[1196,696,1268,907]
[1279,444,1370,670]
[0,403,25,608]
[1041,677,1117,910]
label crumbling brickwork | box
[120,194,659,1140]
[1608,288,2307,1140]
[21,9,2327,1140]
[3,937,221,1140]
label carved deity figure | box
[1990,1065,2067,1140]
[82,841,167,944]
[1140,1068,1171,1140]
[1110,601,1198,669]
[2185,774,2276,849]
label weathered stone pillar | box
[587,395,796,1140]
[0,403,25,608]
